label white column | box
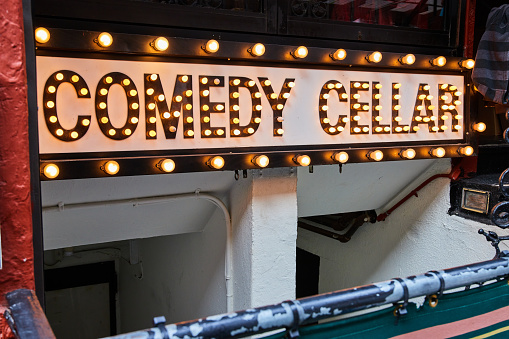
[231,168,298,310]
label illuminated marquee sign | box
[37,56,469,179]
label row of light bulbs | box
[34,27,475,69]
[41,146,474,179]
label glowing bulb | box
[204,39,219,53]
[254,117,262,123]
[129,89,137,97]
[333,152,349,163]
[473,122,486,132]
[353,115,360,121]
[352,93,360,99]
[287,82,295,88]
[208,156,224,169]
[331,48,347,61]
[394,105,401,110]
[263,80,271,87]
[295,155,311,166]
[430,147,446,158]
[375,127,383,132]
[203,116,210,123]
[109,129,117,136]
[55,73,64,81]
[146,88,154,95]
[432,56,446,67]
[419,94,426,100]
[327,83,335,89]
[341,93,348,99]
[216,129,224,136]
[458,146,474,156]
[123,129,132,136]
[423,85,430,91]
[393,94,401,100]
[375,116,383,121]
[292,46,308,59]
[152,37,169,51]
[375,94,382,99]
[47,86,56,93]
[413,126,420,131]
[187,130,194,137]
[247,80,256,87]
[460,59,475,69]
[253,155,269,168]
[394,116,402,122]
[103,161,120,175]
[401,148,416,159]
[367,51,382,63]
[276,128,284,135]
[56,129,63,136]
[204,129,212,136]
[321,105,328,111]
[400,54,415,65]
[375,84,382,89]
[82,118,90,126]
[276,104,284,110]
[270,93,278,100]
[158,159,175,173]
[250,43,265,56]
[201,77,208,84]
[450,86,457,91]
[232,105,240,111]
[71,131,79,139]
[42,163,59,179]
[149,74,158,81]
[173,111,181,118]
[46,101,55,108]
[233,129,241,136]
[368,150,383,161]
[329,127,336,133]
[255,105,263,111]
[97,32,113,47]
[393,83,401,89]
[180,75,189,82]
[395,127,403,132]
[35,27,50,43]
[353,127,361,133]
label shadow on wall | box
[297,159,500,293]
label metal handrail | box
[103,256,509,339]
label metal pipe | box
[377,163,462,222]
[42,190,234,312]
[102,257,509,339]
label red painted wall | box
[0,0,35,337]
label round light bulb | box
[460,59,475,69]
[97,32,113,47]
[204,39,219,53]
[253,155,269,168]
[432,56,446,67]
[333,152,349,163]
[331,49,347,61]
[43,163,59,179]
[430,147,446,158]
[473,122,486,133]
[152,37,169,51]
[368,51,382,63]
[295,155,311,166]
[35,27,50,44]
[250,43,265,57]
[368,150,384,161]
[292,46,308,59]
[208,156,224,169]
[458,146,474,156]
[401,148,416,159]
[103,161,119,175]
[158,159,175,172]
[400,54,415,65]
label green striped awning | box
[264,279,509,339]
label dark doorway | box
[44,261,117,339]
[296,247,320,299]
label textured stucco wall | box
[231,168,298,310]
[0,0,34,307]
[0,0,34,336]
[297,159,504,293]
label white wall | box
[297,159,507,293]
[118,208,227,332]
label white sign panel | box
[37,56,465,155]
